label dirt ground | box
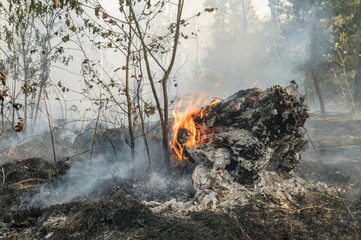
[0,114,360,240]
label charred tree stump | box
[179,84,309,184]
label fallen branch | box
[1,166,5,185]
[277,202,329,213]
[8,178,46,187]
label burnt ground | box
[0,114,360,240]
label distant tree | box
[282,0,361,116]
[0,0,70,128]
[200,0,269,94]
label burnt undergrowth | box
[0,154,360,240]
[1,166,359,240]
[0,87,360,240]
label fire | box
[170,97,221,164]
[210,98,221,107]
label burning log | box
[170,84,309,185]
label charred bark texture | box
[181,84,309,184]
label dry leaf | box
[15,119,26,132]
[0,70,6,86]
[144,103,156,116]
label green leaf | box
[62,35,70,42]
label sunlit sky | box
[184,0,270,18]
[101,0,271,20]
[253,0,271,18]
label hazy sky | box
[0,0,273,120]
[58,0,273,118]
[188,0,271,18]
[253,0,271,18]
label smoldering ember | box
[0,83,359,240]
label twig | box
[90,101,102,161]
[8,178,46,187]
[65,145,124,162]
[18,192,29,210]
[126,207,145,234]
[228,211,251,240]
[277,202,329,213]
[0,101,4,137]
[2,167,5,185]
[44,93,58,171]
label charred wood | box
[178,84,309,184]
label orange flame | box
[210,98,221,107]
[170,97,221,164]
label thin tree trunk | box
[34,57,49,126]
[128,0,185,168]
[128,0,164,137]
[12,62,18,127]
[126,6,135,160]
[44,93,57,170]
[22,39,28,126]
[310,69,326,116]
[136,52,152,170]
[136,73,151,170]
[354,5,361,110]
[161,0,184,167]
[34,35,51,126]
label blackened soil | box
[1,113,361,239]
[1,160,359,240]
[0,158,69,215]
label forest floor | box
[0,112,360,240]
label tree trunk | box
[354,6,361,109]
[128,0,165,148]
[310,69,326,116]
[136,71,151,170]
[161,0,184,168]
[128,0,184,169]
[22,39,28,127]
[125,7,135,160]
